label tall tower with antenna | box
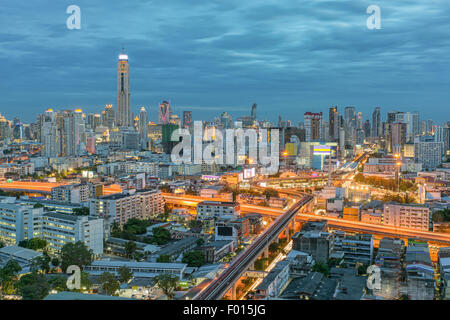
[116,49,131,127]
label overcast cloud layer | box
[1,0,450,123]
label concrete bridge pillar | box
[291,220,295,233]
[231,283,237,300]
[264,247,269,258]
[285,227,289,239]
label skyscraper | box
[344,106,356,129]
[183,111,193,129]
[329,106,338,141]
[139,106,148,141]
[251,103,257,120]
[116,52,131,127]
[102,104,115,129]
[158,101,171,125]
[304,112,323,142]
[372,107,381,137]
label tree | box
[99,272,120,296]
[80,272,92,291]
[182,251,205,268]
[124,241,137,259]
[312,262,330,277]
[0,241,4,249]
[48,276,68,292]
[51,257,60,268]
[196,238,205,246]
[73,207,90,216]
[157,254,171,263]
[33,203,45,209]
[151,227,171,245]
[118,266,133,284]
[263,188,279,199]
[16,272,50,300]
[60,241,94,272]
[19,238,47,251]
[0,260,22,297]
[31,254,51,274]
[153,274,178,300]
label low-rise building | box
[254,260,291,299]
[196,201,240,221]
[84,260,187,279]
[405,241,435,300]
[383,202,430,231]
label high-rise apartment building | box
[89,189,164,238]
[304,112,323,142]
[414,136,443,170]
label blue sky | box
[1,0,450,124]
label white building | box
[39,211,104,255]
[90,189,164,238]
[51,184,90,204]
[0,201,43,245]
[196,201,240,221]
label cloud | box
[0,0,449,123]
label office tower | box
[329,106,338,141]
[420,120,427,135]
[443,122,450,155]
[183,111,193,129]
[161,123,179,153]
[371,107,381,137]
[251,103,257,119]
[395,112,420,142]
[390,122,407,154]
[102,104,116,129]
[158,101,171,125]
[387,111,400,123]
[87,113,101,130]
[344,106,356,129]
[221,112,232,129]
[139,106,148,140]
[356,112,363,129]
[304,112,323,142]
[414,136,443,170]
[427,119,434,135]
[363,120,371,138]
[116,52,131,127]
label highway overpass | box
[193,195,313,300]
[163,194,450,246]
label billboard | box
[313,145,332,156]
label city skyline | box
[1,1,450,123]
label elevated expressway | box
[193,195,313,300]
[163,194,450,246]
